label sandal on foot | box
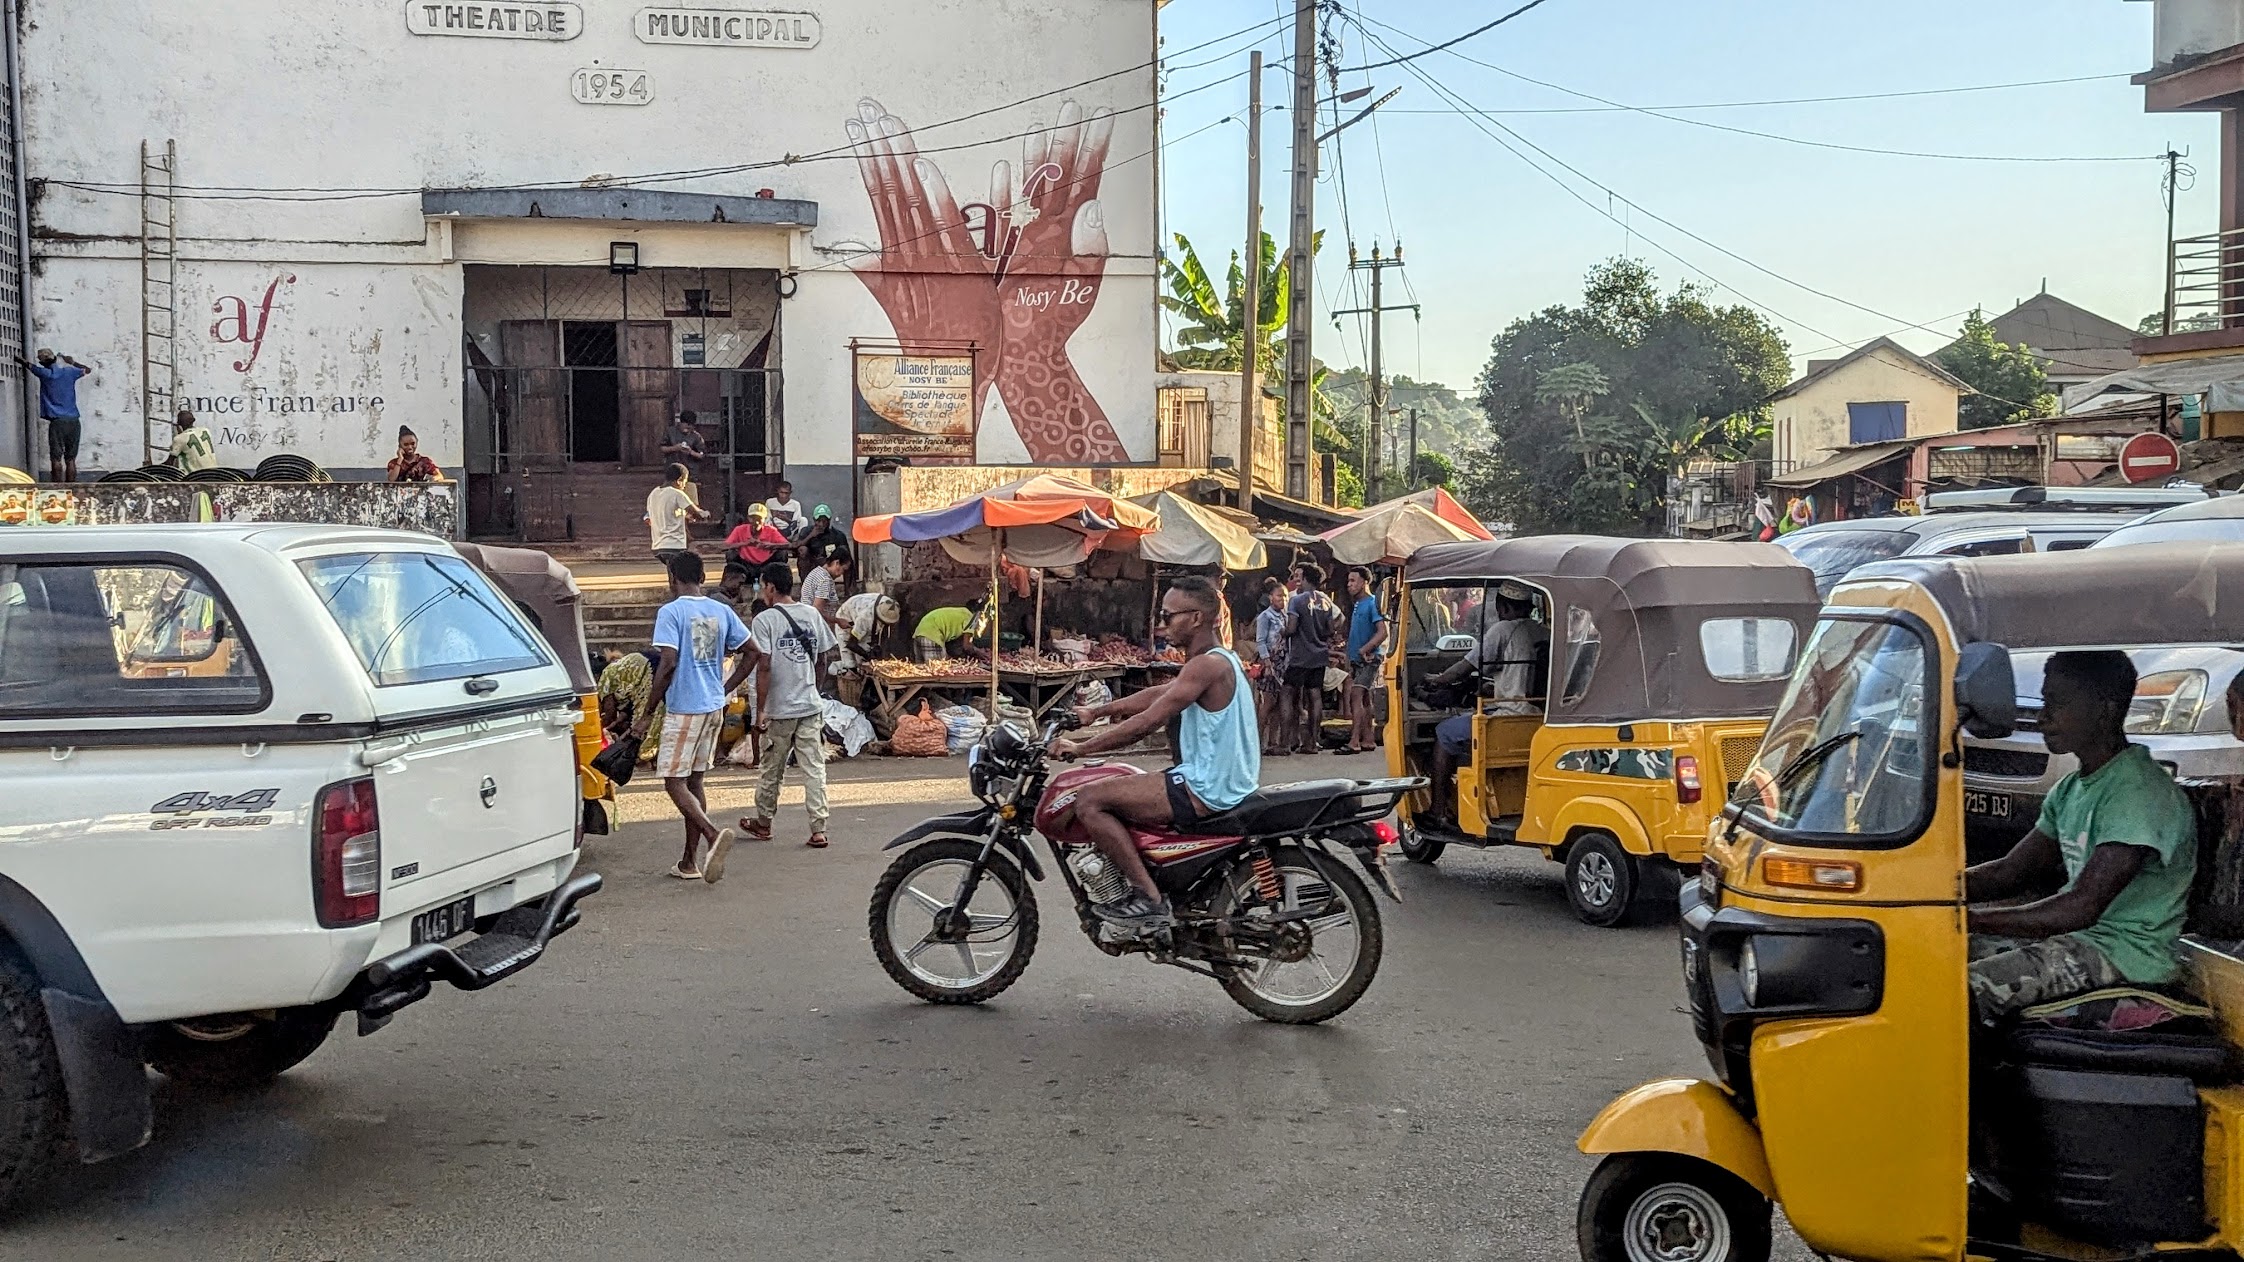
[805,832,829,849]
[739,817,773,841]
[665,863,702,880]
[702,828,737,884]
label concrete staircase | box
[578,572,671,659]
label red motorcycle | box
[869,716,1420,1024]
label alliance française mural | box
[845,97,1133,464]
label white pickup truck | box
[0,524,600,1206]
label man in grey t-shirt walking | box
[738,563,840,848]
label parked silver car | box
[2087,493,2244,549]
[1962,644,2244,857]
[1776,511,2137,597]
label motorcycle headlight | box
[2128,669,2209,735]
[966,745,993,798]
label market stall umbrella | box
[852,473,1158,567]
[1320,501,1483,566]
[1364,486,1495,541]
[1130,490,1266,570]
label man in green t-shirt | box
[1965,650,2198,1023]
[911,598,989,664]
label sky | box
[1152,0,2216,394]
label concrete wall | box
[0,481,458,535]
[20,0,1158,494]
[1773,347,1963,467]
[2153,0,2244,69]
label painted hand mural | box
[847,97,1128,463]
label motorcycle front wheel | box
[1213,847,1383,1025]
[869,837,1039,1005]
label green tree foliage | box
[2137,310,2221,336]
[1322,370,1483,458]
[1412,450,1457,487]
[1460,259,1790,535]
[1935,308,2057,429]
[1160,229,1290,374]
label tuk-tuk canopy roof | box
[1405,536,1823,724]
[452,542,596,694]
[1851,542,2244,651]
[1405,536,1816,609]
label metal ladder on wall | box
[139,139,177,465]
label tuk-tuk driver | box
[1965,650,2197,1023]
[1422,582,1549,821]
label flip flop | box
[666,864,702,880]
[739,817,773,841]
[703,828,737,884]
[806,833,829,849]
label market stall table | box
[861,660,998,718]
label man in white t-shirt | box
[645,463,706,566]
[737,563,840,848]
[764,480,808,541]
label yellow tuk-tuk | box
[453,543,612,837]
[1575,542,2244,1262]
[1387,537,1819,926]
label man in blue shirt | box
[631,551,752,884]
[1342,566,1387,753]
[24,349,94,483]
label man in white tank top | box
[1055,577,1261,935]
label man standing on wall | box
[630,551,750,883]
[25,349,92,483]
[646,462,706,569]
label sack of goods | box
[937,703,988,755]
[890,702,950,757]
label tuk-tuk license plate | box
[1964,791,2012,820]
[412,896,476,944]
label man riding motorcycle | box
[1054,576,1262,935]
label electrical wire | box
[1336,0,1555,74]
[1350,11,2162,164]
[49,13,1294,203]
[1345,17,1961,342]
[1342,20,1852,348]
[1371,73,2133,115]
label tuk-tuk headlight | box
[1739,938,1760,1008]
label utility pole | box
[1406,405,1419,484]
[1237,51,1262,511]
[1282,0,1317,500]
[1332,241,1415,498]
[2162,146,2186,336]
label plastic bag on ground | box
[823,697,875,758]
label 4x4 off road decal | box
[147,789,280,830]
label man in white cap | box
[1423,581,1549,819]
[833,589,901,671]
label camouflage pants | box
[1968,933,2126,1024]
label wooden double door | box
[500,319,676,468]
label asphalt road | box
[0,751,1811,1261]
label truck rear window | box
[0,560,267,717]
[299,552,551,687]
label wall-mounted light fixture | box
[609,241,641,275]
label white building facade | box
[19,0,1157,537]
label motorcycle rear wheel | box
[869,838,1039,1005]
[1214,848,1383,1025]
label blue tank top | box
[1178,648,1261,811]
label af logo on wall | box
[173,266,458,469]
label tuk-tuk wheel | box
[1578,1153,1771,1262]
[1564,831,1638,928]
[1398,824,1445,865]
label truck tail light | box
[314,777,382,928]
[1675,755,1703,805]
